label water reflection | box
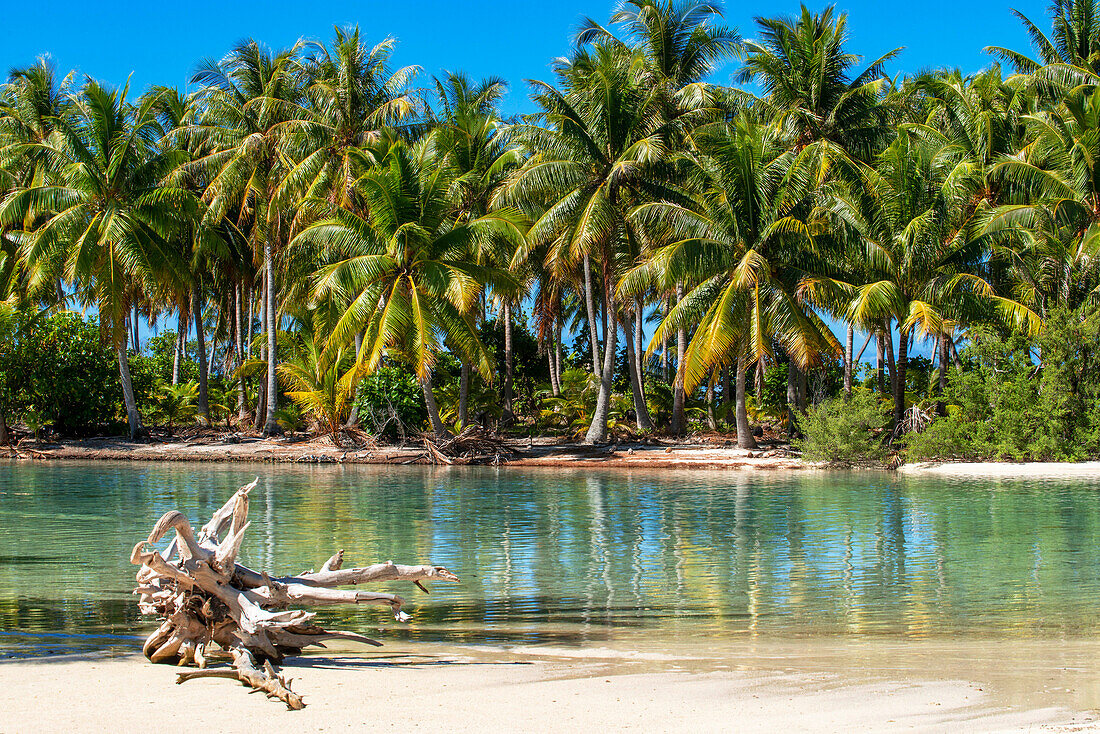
[2,462,1100,656]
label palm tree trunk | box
[786,361,798,438]
[844,323,854,398]
[624,307,653,430]
[253,269,267,431]
[421,373,450,439]
[546,339,560,397]
[117,341,146,441]
[0,408,9,446]
[634,296,646,402]
[671,285,686,435]
[884,324,896,399]
[172,309,185,385]
[345,331,364,428]
[705,376,717,430]
[235,282,249,425]
[894,325,909,426]
[584,280,617,445]
[502,300,514,425]
[193,285,210,426]
[262,239,280,436]
[583,252,600,376]
[735,353,757,449]
[721,365,732,424]
[756,360,764,404]
[246,286,254,359]
[131,304,140,353]
[876,331,886,394]
[457,361,470,427]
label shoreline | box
[4,436,1100,477]
[1,639,1097,732]
[1,434,813,471]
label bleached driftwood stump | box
[130,479,458,709]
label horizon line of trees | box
[1,0,1098,448]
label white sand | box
[1,643,1096,733]
[899,461,1100,479]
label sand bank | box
[899,461,1100,479]
[1,641,1097,733]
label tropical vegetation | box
[1,0,1098,463]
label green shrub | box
[353,365,427,440]
[905,309,1100,462]
[793,390,889,466]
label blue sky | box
[3,0,1051,361]
[5,0,1048,117]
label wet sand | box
[1,639,1098,732]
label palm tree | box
[429,72,523,426]
[297,136,524,438]
[188,39,307,435]
[1,81,192,439]
[807,127,1040,426]
[986,0,1100,79]
[983,84,1100,315]
[624,114,840,447]
[505,44,710,442]
[575,0,740,434]
[280,26,419,211]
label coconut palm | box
[280,26,419,212]
[623,114,840,448]
[1,81,192,439]
[807,127,1040,426]
[297,135,524,438]
[188,39,308,435]
[504,44,710,442]
[983,84,1100,315]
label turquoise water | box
[2,461,1099,658]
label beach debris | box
[130,478,458,709]
[419,426,517,465]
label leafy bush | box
[905,309,1100,462]
[353,365,427,440]
[793,390,889,466]
[0,311,127,434]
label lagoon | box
[3,461,1100,659]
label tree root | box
[132,477,458,709]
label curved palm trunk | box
[893,325,909,426]
[623,307,653,430]
[786,361,799,438]
[117,341,146,441]
[193,285,210,426]
[876,332,886,394]
[235,282,249,425]
[457,361,470,427]
[843,323,854,398]
[502,300,514,425]
[262,240,280,436]
[583,253,600,376]
[584,281,617,445]
[421,373,450,439]
[345,331,364,428]
[173,309,186,385]
[705,377,717,430]
[735,354,757,449]
[671,286,686,435]
[554,316,564,393]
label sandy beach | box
[1,640,1098,733]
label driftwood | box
[131,478,458,709]
[420,426,517,465]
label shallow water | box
[2,461,1100,659]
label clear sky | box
[3,0,1051,361]
[4,0,1049,117]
